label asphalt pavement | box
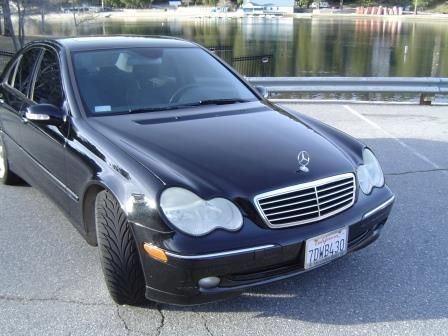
[1,103,448,336]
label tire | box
[95,190,146,305]
[0,133,22,185]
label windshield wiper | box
[126,105,190,114]
[125,99,252,115]
[183,98,253,106]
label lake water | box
[26,16,448,78]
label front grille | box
[254,173,356,228]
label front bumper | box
[132,192,394,306]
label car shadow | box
[13,179,30,187]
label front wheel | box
[0,134,22,185]
[95,190,146,305]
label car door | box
[0,48,42,172]
[19,47,74,212]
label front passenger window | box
[33,50,64,108]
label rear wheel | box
[0,134,22,185]
[95,190,146,305]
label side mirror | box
[25,104,64,126]
[255,85,269,99]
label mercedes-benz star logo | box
[297,151,310,173]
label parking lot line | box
[343,105,442,170]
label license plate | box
[304,227,348,270]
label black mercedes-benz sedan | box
[0,36,394,306]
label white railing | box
[248,77,448,104]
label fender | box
[70,120,173,246]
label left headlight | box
[160,187,243,236]
[356,148,385,195]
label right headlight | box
[159,187,243,237]
[356,148,385,194]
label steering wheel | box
[169,84,202,104]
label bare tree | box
[15,0,26,48]
[1,0,28,51]
[2,0,18,51]
[40,0,46,33]
[70,0,98,35]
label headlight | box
[160,187,243,236]
[357,148,385,194]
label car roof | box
[51,36,197,52]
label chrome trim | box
[319,185,354,199]
[270,208,319,222]
[263,195,316,210]
[165,244,276,260]
[363,196,395,219]
[254,173,356,229]
[318,180,353,193]
[320,197,353,212]
[319,191,353,206]
[266,202,318,216]
[259,190,316,206]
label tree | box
[2,0,28,51]
[70,2,98,34]
[104,0,155,7]
[106,0,125,7]
[1,0,15,42]
[39,0,46,33]
[15,0,27,48]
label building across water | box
[241,0,294,15]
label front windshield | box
[72,47,258,116]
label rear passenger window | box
[33,50,63,108]
[13,48,41,96]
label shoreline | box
[310,11,448,21]
[24,8,448,23]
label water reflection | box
[25,16,448,77]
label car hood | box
[89,103,356,199]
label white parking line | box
[343,105,441,170]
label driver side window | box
[13,48,41,96]
[32,50,64,108]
